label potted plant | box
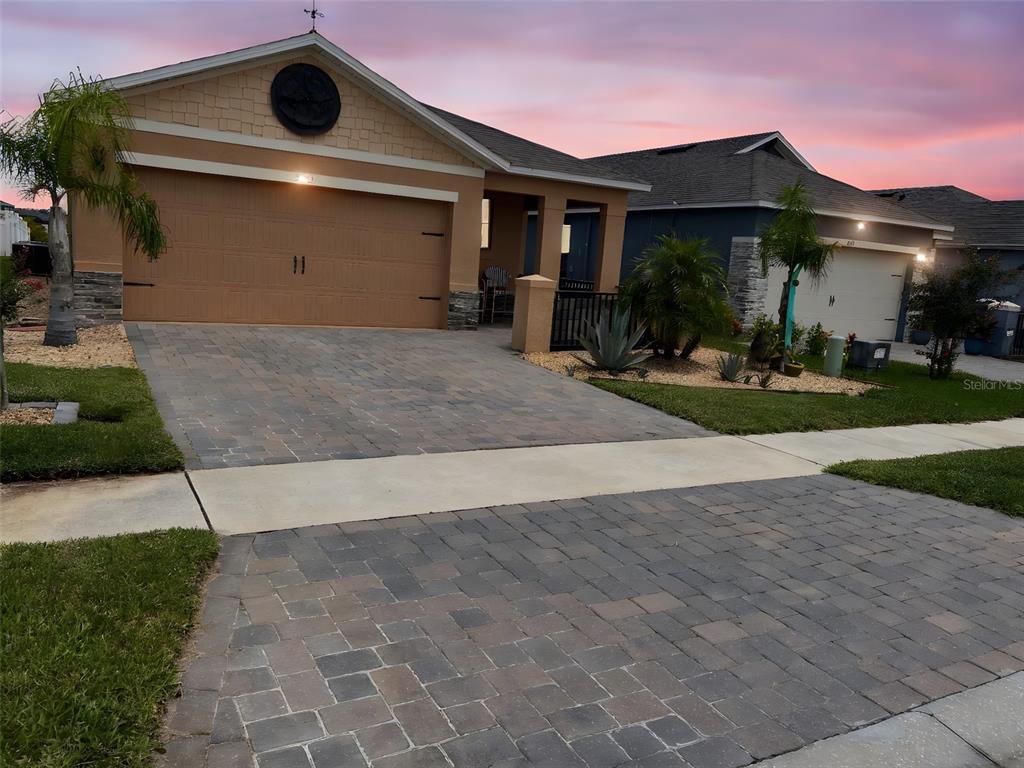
[909,328,932,346]
[782,353,805,377]
[748,314,782,368]
[964,309,997,355]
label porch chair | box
[481,266,514,324]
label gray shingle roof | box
[587,134,945,228]
[423,105,649,190]
[871,186,1024,248]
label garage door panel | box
[766,249,907,340]
[123,167,449,328]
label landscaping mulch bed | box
[525,345,876,395]
[3,324,137,369]
[0,407,54,426]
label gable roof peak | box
[102,33,648,191]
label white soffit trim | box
[735,234,916,255]
[814,206,955,232]
[628,200,954,232]
[822,237,921,256]
[122,152,460,203]
[735,132,816,172]
[506,165,651,193]
[131,119,485,178]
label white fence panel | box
[0,211,30,258]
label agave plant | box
[716,352,747,382]
[575,307,651,373]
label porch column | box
[594,202,626,292]
[447,183,486,329]
[534,195,566,281]
[511,274,555,353]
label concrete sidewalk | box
[3,418,1021,541]
[755,672,1023,767]
[743,419,1024,466]
[0,473,206,543]
[192,418,1024,535]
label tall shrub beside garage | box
[0,71,165,347]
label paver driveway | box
[127,323,710,469]
[164,475,1024,767]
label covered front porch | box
[475,172,629,352]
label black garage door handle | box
[124,281,155,287]
[418,296,441,301]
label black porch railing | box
[558,277,595,292]
[1012,312,1024,357]
[550,290,621,351]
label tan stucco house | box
[73,32,648,337]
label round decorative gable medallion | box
[270,63,341,136]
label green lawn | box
[0,363,183,481]
[828,447,1024,517]
[594,354,1024,434]
[1,529,219,767]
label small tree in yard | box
[1,256,40,409]
[0,70,165,347]
[620,234,732,359]
[909,250,1003,379]
[758,182,837,365]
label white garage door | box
[767,249,908,340]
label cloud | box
[1,0,1021,201]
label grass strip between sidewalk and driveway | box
[827,446,1024,517]
[0,362,183,481]
[592,358,1024,434]
[0,529,219,767]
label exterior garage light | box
[856,222,866,230]
[915,252,927,262]
[295,174,313,184]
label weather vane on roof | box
[304,1,324,33]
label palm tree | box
[758,182,837,363]
[0,70,165,347]
[620,234,732,359]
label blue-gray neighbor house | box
[871,185,1024,307]
[529,132,955,341]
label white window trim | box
[121,152,460,203]
[481,198,492,249]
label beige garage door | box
[768,248,908,340]
[123,167,449,328]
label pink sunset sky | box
[1,0,1022,206]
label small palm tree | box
[620,234,732,358]
[758,182,837,363]
[0,71,165,347]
